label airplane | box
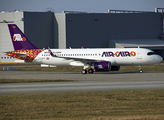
[5,24,163,74]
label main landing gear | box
[81,68,94,74]
[139,65,143,73]
[88,68,94,74]
[81,63,94,74]
[81,69,87,74]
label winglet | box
[46,46,57,57]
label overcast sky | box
[0,0,164,13]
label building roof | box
[109,39,164,49]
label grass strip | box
[0,90,164,119]
[115,65,164,72]
[0,79,73,83]
[17,65,164,72]
[1,65,164,72]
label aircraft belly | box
[44,58,71,66]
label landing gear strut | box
[139,65,143,73]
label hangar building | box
[0,8,164,63]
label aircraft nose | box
[157,55,163,63]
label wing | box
[46,47,116,64]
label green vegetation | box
[16,66,83,72]
[0,79,74,83]
[117,65,164,72]
[0,90,164,119]
[15,65,164,72]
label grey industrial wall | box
[24,12,55,49]
[54,13,66,49]
[66,13,162,48]
[0,12,24,63]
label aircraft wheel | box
[81,69,87,74]
[88,69,94,74]
[139,70,143,73]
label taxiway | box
[0,71,164,95]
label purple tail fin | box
[8,24,38,50]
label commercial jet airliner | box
[5,24,163,74]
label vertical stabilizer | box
[8,24,38,50]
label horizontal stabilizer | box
[5,52,27,57]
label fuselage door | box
[137,49,142,60]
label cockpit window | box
[147,52,156,55]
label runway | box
[0,71,164,95]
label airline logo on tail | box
[8,24,38,50]
[13,34,26,41]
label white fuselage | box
[33,48,163,66]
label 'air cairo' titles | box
[102,51,136,57]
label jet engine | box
[94,61,111,72]
[94,61,120,72]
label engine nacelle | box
[111,66,120,71]
[94,61,111,72]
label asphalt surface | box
[0,71,164,95]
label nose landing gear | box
[139,65,143,73]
